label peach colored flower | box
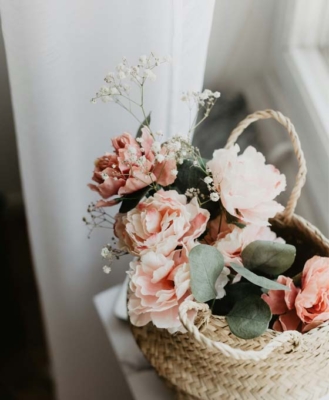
[214,224,285,267]
[128,246,196,333]
[207,144,286,226]
[262,276,302,332]
[120,190,210,256]
[295,256,329,331]
[88,128,177,206]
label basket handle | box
[179,301,302,361]
[225,109,307,221]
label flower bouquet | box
[86,54,329,400]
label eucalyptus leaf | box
[189,245,224,303]
[241,240,296,276]
[230,263,290,291]
[227,295,272,339]
[136,113,151,139]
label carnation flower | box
[128,246,196,333]
[207,144,286,226]
[117,190,210,256]
[88,128,177,206]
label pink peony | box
[295,256,329,331]
[88,128,177,206]
[207,144,286,226]
[262,276,302,332]
[128,246,196,333]
[214,223,285,267]
[118,190,210,256]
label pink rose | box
[120,190,210,256]
[207,144,286,226]
[128,246,196,333]
[214,224,285,267]
[88,128,177,206]
[262,276,302,332]
[295,256,329,331]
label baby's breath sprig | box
[101,244,129,274]
[83,203,116,238]
[91,53,171,136]
[181,89,220,137]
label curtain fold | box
[0,1,215,399]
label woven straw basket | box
[129,110,329,400]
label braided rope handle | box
[179,301,303,361]
[225,109,307,221]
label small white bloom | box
[101,247,110,259]
[214,91,221,98]
[128,146,137,154]
[210,192,220,202]
[117,71,126,80]
[104,72,115,83]
[144,69,156,82]
[111,164,116,168]
[155,130,163,137]
[139,55,147,65]
[100,86,110,95]
[204,176,213,184]
[156,154,165,163]
[151,141,161,153]
[136,137,143,143]
[101,172,109,180]
[103,265,112,274]
[91,98,97,104]
[109,87,119,95]
[101,96,112,103]
[171,169,178,176]
[193,160,198,166]
[178,158,184,165]
[116,63,125,71]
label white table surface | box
[94,284,173,400]
[94,283,329,400]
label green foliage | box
[119,186,150,213]
[230,263,290,291]
[189,245,224,302]
[241,240,296,276]
[136,113,151,139]
[226,296,272,339]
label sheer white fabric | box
[0,1,215,399]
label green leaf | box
[189,245,224,303]
[230,263,290,291]
[225,282,262,303]
[241,241,296,276]
[227,296,272,339]
[119,187,150,213]
[136,113,151,139]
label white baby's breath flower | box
[91,98,97,104]
[204,176,213,184]
[210,192,220,202]
[101,247,110,259]
[214,91,221,98]
[101,96,113,103]
[155,130,163,137]
[156,154,165,163]
[193,160,198,166]
[139,55,147,65]
[117,71,126,80]
[103,265,112,274]
[128,146,137,154]
[171,169,178,176]
[136,137,143,143]
[116,63,125,72]
[104,72,115,83]
[101,172,109,180]
[144,69,156,82]
[109,87,119,95]
[151,141,161,153]
[100,86,110,95]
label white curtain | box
[0,1,215,399]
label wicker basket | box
[129,110,329,400]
